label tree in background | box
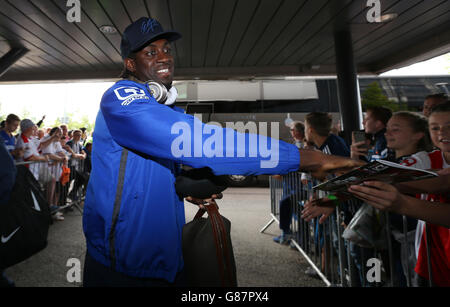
[0,102,4,123]
[445,53,450,74]
[2,107,94,135]
[52,113,94,134]
[361,82,408,112]
[19,107,36,123]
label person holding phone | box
[351,106,392,162]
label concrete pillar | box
[334,30,363,144]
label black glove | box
[175,167,228,199]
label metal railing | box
[263,172,436,287]
[15,158,89,215]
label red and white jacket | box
[400,150,449,286]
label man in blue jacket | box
[82,17,363,287]
[0,141,17,287]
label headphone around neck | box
[146,81,168,103]
[145,81,178,106]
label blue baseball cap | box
[120,17,181,59]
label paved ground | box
[5,187,324,287]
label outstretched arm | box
[298,149,365,179]
[348,181,450,228]
[395,174,450,195]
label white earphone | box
[146,81,178,106]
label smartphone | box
[352,131,368,148]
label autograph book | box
[313,160,437,195]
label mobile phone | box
[352,131,368,148]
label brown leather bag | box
[182,200,237,287]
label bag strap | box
[108,148,129,270]
[210,203,234,286]
[194,201,234,286]
[194,207,207,220]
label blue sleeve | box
[100,83,300,176]
[0,142,16,205]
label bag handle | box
[193,200,234,286]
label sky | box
[380,52,450,76]
[0,81,114,127]
[0,52,449,127]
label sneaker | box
[273,232,292,245]
[304,267,321,279]
[53,212,64,221]
[49,205,59,214]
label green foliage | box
[49,113,94,133]
[0,102,3,122]
[445,53,450,74]
[19,108,38,123]
[361,82,409,112]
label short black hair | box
[49,127,60,136]
[120,52,137,79]
[6,113,20,123]
[305,113,332,137]
[366,106,393,126]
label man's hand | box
[299,149,365,180]
[299,149,365,176]
[73,153,85,160]
[348,181,404,212]
[301,197,335,224]
[185,193,223,210]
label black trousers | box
[279,196,293,233]
[83,252,187,287]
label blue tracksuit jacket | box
[83,79,300,282]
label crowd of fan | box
[274,93,449,287]
[1,93,448,287]
[0,115,92,222]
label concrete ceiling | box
[0,0,449,82]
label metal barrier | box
[15,158,89,215]
[263,172,436,287]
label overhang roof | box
[0,0,449,82]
